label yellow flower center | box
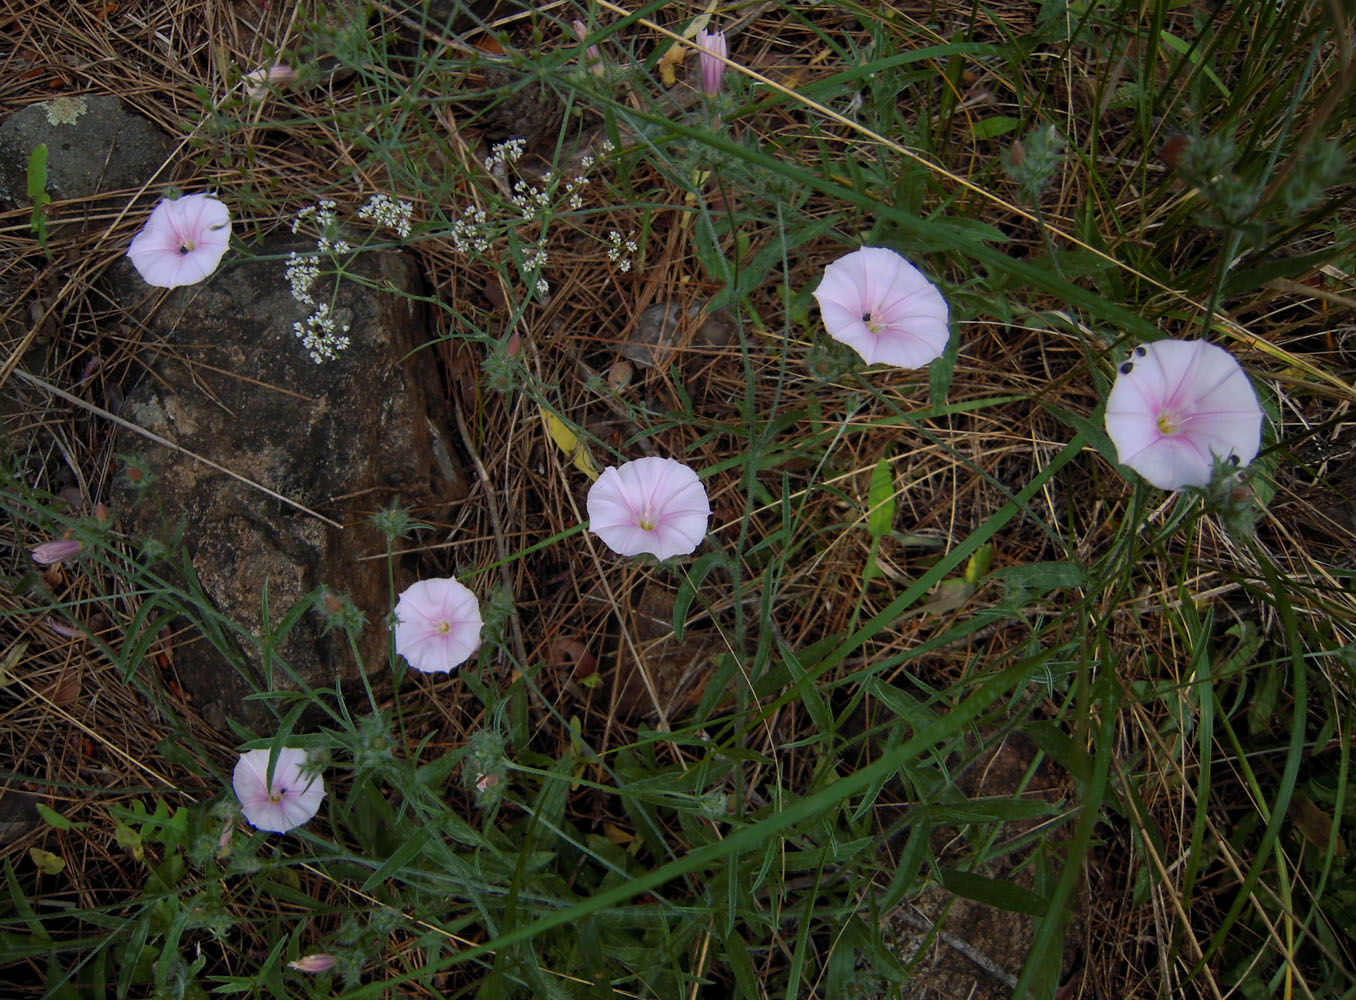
[178,240,195,255]
[436,620,450,634]
[638,516,656,532]
[1156,411,1181,435]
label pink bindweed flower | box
[694,28,727,96]
[244,63,298,100]
[126,194,231,289]
[812,247,950,368]
[1104,339,1263,491]
[288,954,337,974]
[30,539,82,565]
[392,578,483,673]
[232,747,325,834]
[587,457,710,560]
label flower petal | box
[812,247,949,368]
[127,194,232,289]
[233,747,324,833]
[393,578,483,673]
[1104,339,1262,490]
[587,457,710,560]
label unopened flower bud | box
[695,28,727,97]
[31,539,82,565]
[288,954,336,974]
[244,63,299,101]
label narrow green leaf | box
[866,459,895,540]
[35,803,84,832]
[939,868,1048,917]
[26,144,49,205]
[360,828,431,891]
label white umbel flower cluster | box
[293,302,351,364]
[358,193,414,239]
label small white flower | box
[606,230,639,272]
[358,193,414,239]
[284,252,320,305]
[485,137,526,172]
[293,301,352,363]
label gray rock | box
[0,786,40,845]
[111,235,452,732]
[0,96,172,209]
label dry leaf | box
[1291,791,1345,855]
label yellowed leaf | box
[0,642,26,687]
[603,821,634,846]
[656,10,713,86]
[542,408,601,481]
[113,816,143,862]
[29,847,65,876]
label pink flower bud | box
[571,21,605,75]
[31,539,82,565]
[288,954,336,974]
[695,29,727,96]
[244,63,298,100]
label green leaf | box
[866,459,896,540]
[360,828,431,891]
[35,803,84,832]
[963,543,993,585]
[929,326,959,407]
[27,144,50,250]
[673,551,731,641]
[112,816,143,862]
[969,116,1020,140]
[939,868,1048,917]
[26,144,50,205]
